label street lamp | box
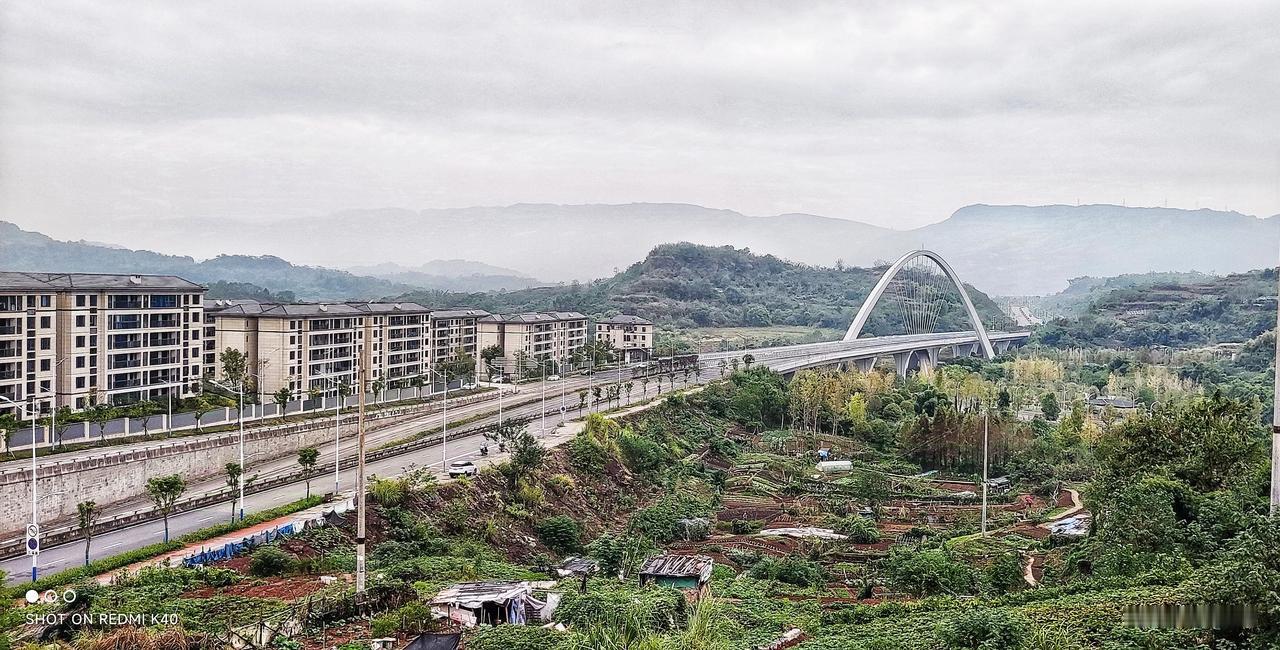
[317,375,349,495]
[209,372,260,521]
[0,395,41,582]
[427,369,451,469]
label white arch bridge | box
[697,249,1030,377]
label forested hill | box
[1034,268,1276,348]
[395,243,1014,334]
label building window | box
[39,316,51,328]
[76,315,86,327]
[76,356,85,369]
[40,359,50,371]
[75,335,85,348]
[75,377,85,389]
[76,295,86,307]
[39,296,51,307]
[40,338,51,350]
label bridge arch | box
[843,250,996,359]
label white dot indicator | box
[24,589,38,604]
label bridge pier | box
[854,357,875,373]
[952,342,976,358]
[920,347,940,372]
[995,340,1011,354]
[892,352,913,377]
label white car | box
[546,374,561,381]
[490,376,505,384]
[461,382,478,390]
[447,460,478,478]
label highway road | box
[2,366,717,583]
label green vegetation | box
[397,243,1013,332]
[22,344,1278,649]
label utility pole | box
[355,364,368,593]
[980,407,990,535]
[1272,257,1280,517]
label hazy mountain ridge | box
[393,242,1015,334]
[347,260,542,292]
[105,202,1275,295]
[0,221,413,300]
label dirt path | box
[1037,488,1083,528]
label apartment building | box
[351,302,430,387]
[594,315,655,362]
[428,309,488,372]
[207,300,463,398]
[0,272,206,418]
[477,311,588,376]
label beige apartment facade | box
[0,272,206,418]
[207,301,480,399]
[594,315,655,362]
[477,311,588,376]
[428,309,488,373]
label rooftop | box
[597,315,652,325]
[430,581,531,607]
[430,308,491,319]
[638,554,713,578]
[206,300,364,317]
[0,272,204,292]
[479,311,587,324]
[345,301,430,315]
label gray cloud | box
[1,0,1277,260]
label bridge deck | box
[698,330,1030,374]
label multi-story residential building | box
[0,272,206,418]
[428,309,488,373]
[208,301,365,399]
[350,302,430,387]
[207,300,469,398]
[594,315,655,362]
[477,311,588,376]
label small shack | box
[555,556,599,579]
[639,554,713,593]
[985,476,1012,494]
[430,581,558,628]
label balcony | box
[0,346,20,358]
[109,315,142,330]
[148,315,179,329]
[110,335,142,350]
[147,333,179,347]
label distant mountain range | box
[347,261,542,292]
[62,202,1276,295]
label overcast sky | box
[2,0,1278,249]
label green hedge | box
[7,494,325,597]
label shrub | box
[469,624,566,650]
[883,547,976,597]
[937,609,1028,649]
[618,433,667,473]
[749,555,824,587]
[547,473,576,495]
[568,434,609,473]
[516,482,545,507]
[369,476,407,506]
[537,515,584,555]
[832,514,882,544]
[248,546,295,577]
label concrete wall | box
[0,414,347,528]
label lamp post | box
[428,369,450,469]
[210,372,259,521]
[318,375,348,495]
[1272,262,1280,516]
[0,395,38,582]
[355,363,368,593]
